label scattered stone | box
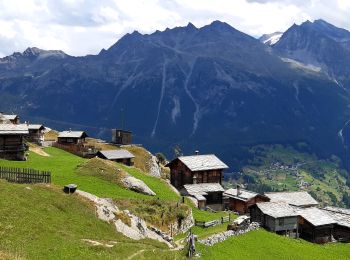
[122,175,156,196]
[199,222,260,246]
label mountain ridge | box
[1,20,350,172]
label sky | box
[0,0,350,57]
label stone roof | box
[175,154,228,171]
[28,124,45,130]
[297,207,335,227]
[322,207,350,228]
[58,131,87,138]
[224,188,259,201]
[256,202,298,218]
[0,124,29,135]
[264,191,319,207]
[3,114,18,120]
[98,149,135,160]
[183,183,225,200]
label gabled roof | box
[28,124,45,130]
[3,114,18,120]
[297,207,335,227]
[58,131,87,138]
[224,188,262,202]
[264,191,319,207]
[98,149,135,160]
[256,202,298,218]
[183,183,225,200]
[322,207,350,228]
[0,124,29,135]
[168,154,228,172]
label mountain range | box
[1,19,350,171]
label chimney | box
[195,150,199,155]
[69,128,72,132]
[237,184,241,196]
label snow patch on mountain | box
[171,96,181,124]
[260,32,283,46]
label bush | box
[155,152,167,165]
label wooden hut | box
[57,130,88,145]
[250,202,299,237]
[111,129,132,145]
[297,207,335,244]
[224,186,270,214]
[97,149,135,166]
[2,114,20,124]
[166,154,228,189]
[322,207,350,242]
[264,191,319,208]
[181,183,225,211]
[0,124,28,160]
[27,124,45,145]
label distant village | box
[0,112,350,246]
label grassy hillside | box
[0,180,183,259]
[198,229,350,260]
[225,145,350,207]
[0,147,176,201]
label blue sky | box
[0,0,349,57]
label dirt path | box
[29,145,50,157]
[127,249,145,259]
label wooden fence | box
[195,215,231,228]
[0,166,51,184]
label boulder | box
[122,175,156,196]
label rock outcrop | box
[122,175,156,196]
[76,190,173,247]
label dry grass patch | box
[75,157,127,186]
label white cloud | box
[0,0,349,57]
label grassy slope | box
[198,229,350,260]
[0,180,183,259]
[0,147,176,201]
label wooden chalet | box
[250,202,299,237]
[224,186,270,214]
[182,183,225,211]
[27,124,45,145]
[112,129,132,145]
[297,207,335,244]
[0,124,29,160]
[57,130,88,145]
[322,207,350,242]
[0,114,20,124]
[166,154,228,189]
[97,149,135,166]
[264,191,319,208]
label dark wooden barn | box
[250,202,299,237]
[27,124,46,145]
[0,124,29,160]
[57,130,88,145]
[166,154,228,189]
[224,186,270,214]
[297,207,335,244]
[322,207,350,243]
[111,129,132,145]
[97,149,135,166]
